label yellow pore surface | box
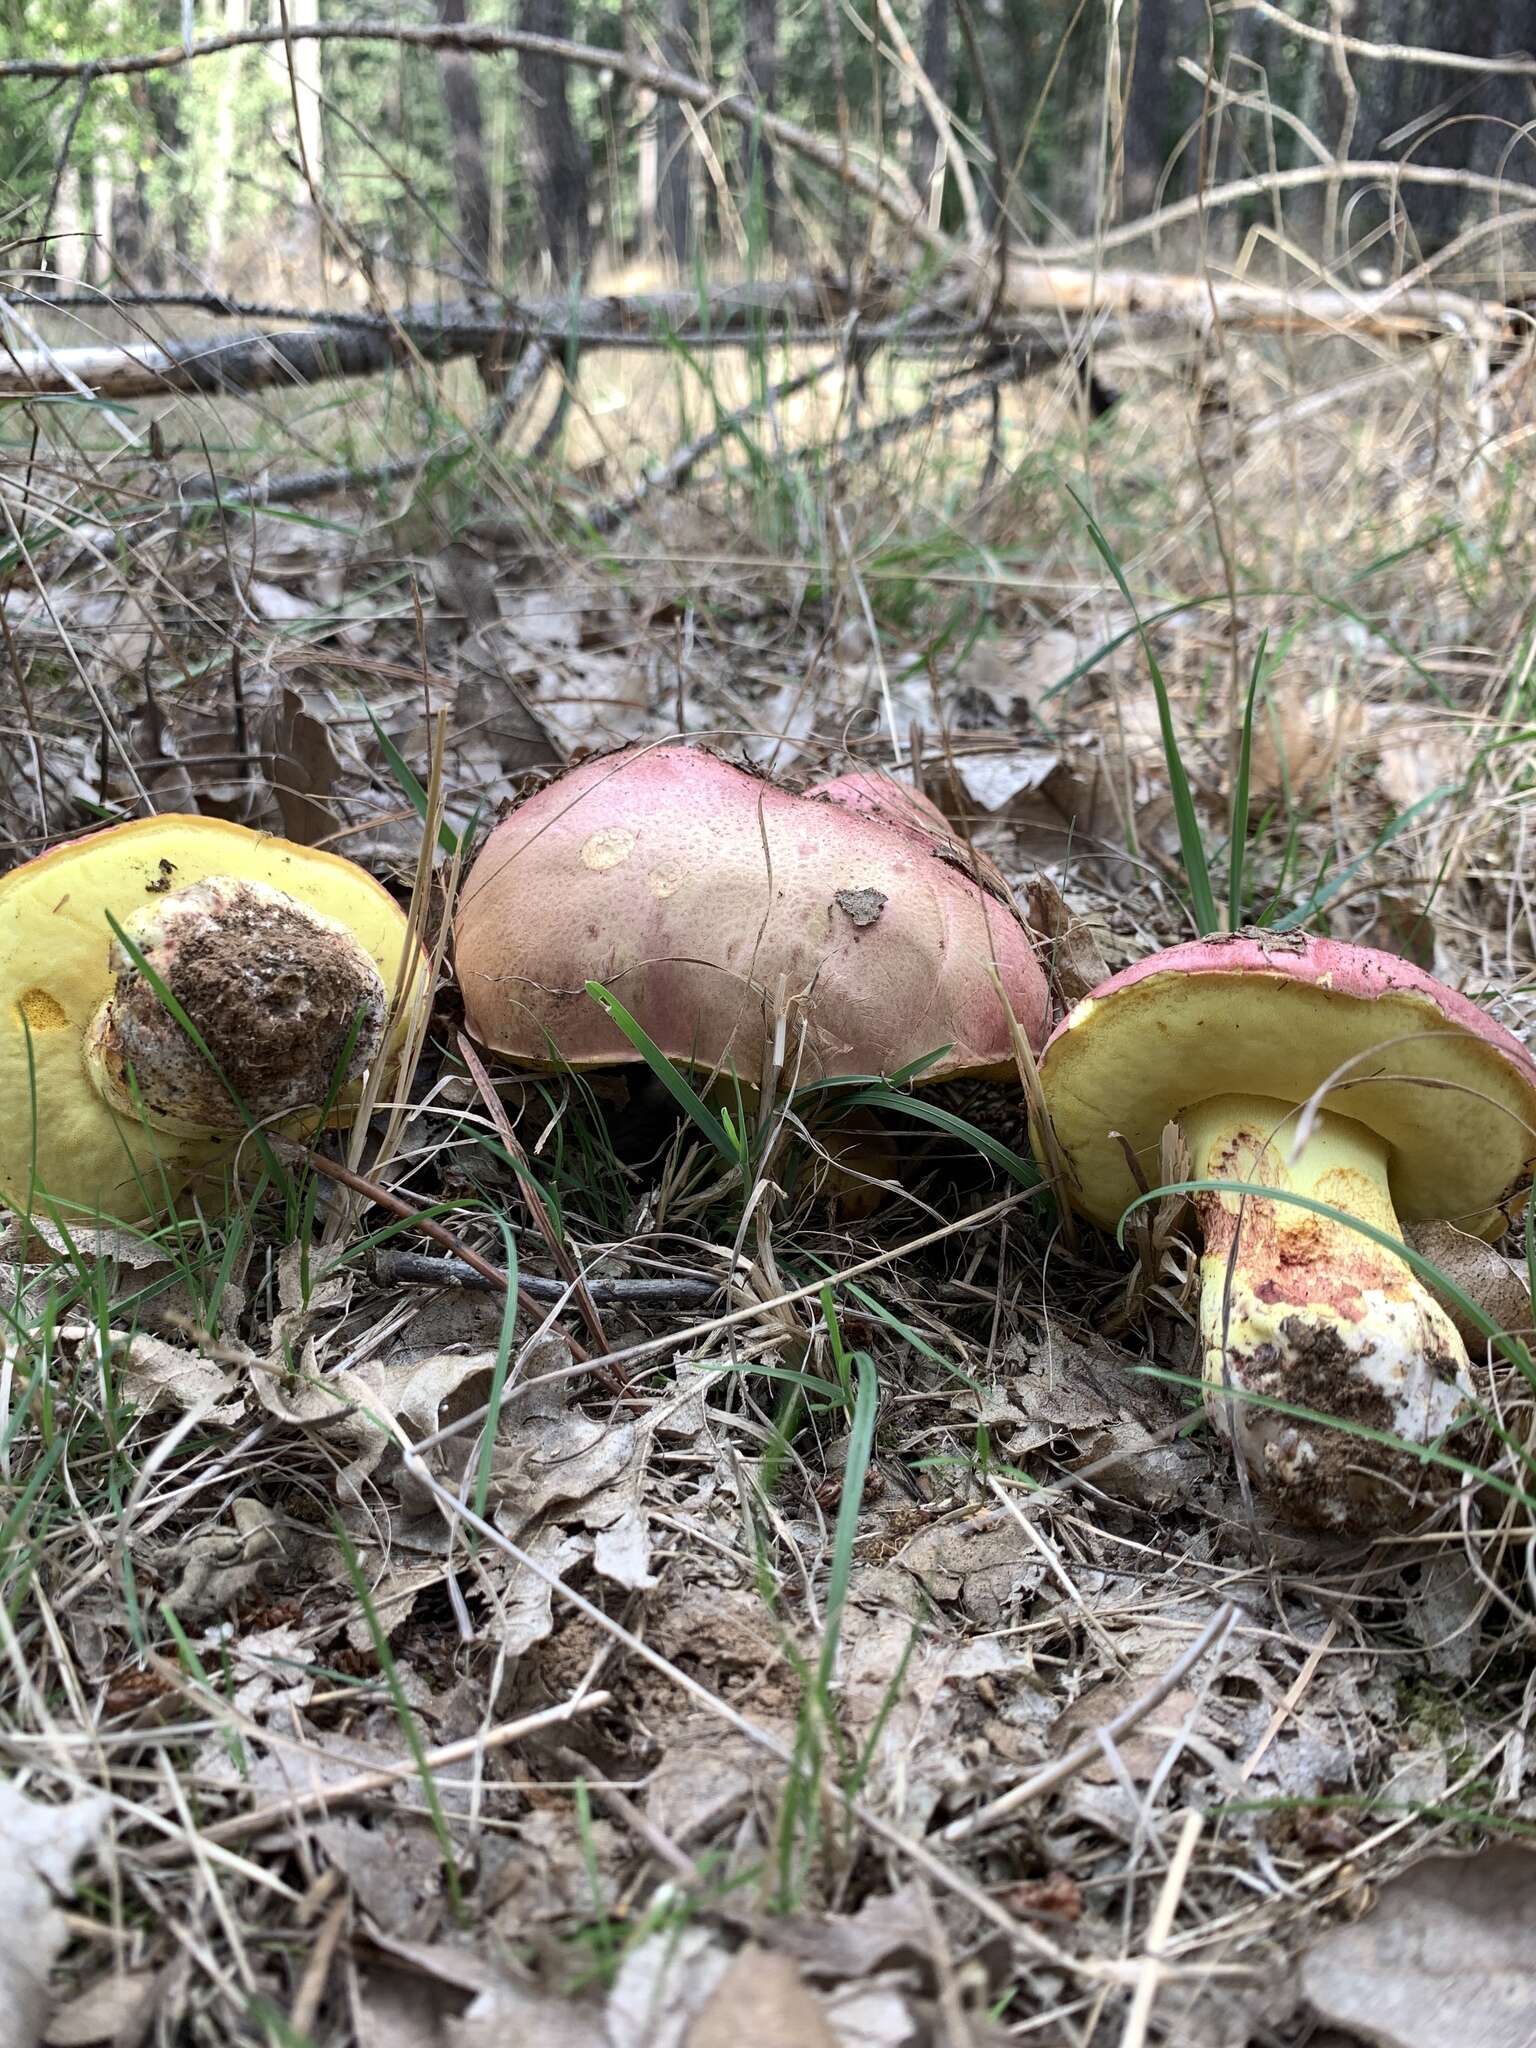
[0,816,421,1224]
[1036,967,1536,1239]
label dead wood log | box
[1,260,1507,403]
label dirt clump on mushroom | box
[97,879,388,1132]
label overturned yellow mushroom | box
[1,816,425,1224]
[1033,934,1536,1533]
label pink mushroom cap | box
[814,767,957,849]
[456,743,1049,1086]
[1035,932,1536,1236]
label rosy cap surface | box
[1036,933,1536,1235]
[456,743,1049,1085]
[814,767,956,847]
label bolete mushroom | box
[1,815,424,1224]
[1032,933,1536,1532]
[815,766,957,847]
[455,743,1049,1088]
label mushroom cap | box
[455,743,1049,1086]
[1035,933,1536,1236]
[814,767,957,848]
[0,815,425,1223]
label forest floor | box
[5,288,1536,2047]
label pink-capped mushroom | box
[1032,933,1536,1532]
[814,766,958,848]
[454,743,1049,1091]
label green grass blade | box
[584,981,738,1165]
[1067,484,1218,933]
[1227,629,1265,932]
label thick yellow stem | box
[1179,1093,1471,1533]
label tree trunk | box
[913,0,951,211]
[437,0,493,279]
[206,0,247,274]
[1122,0,1173,217]
[741,0,779,247]
[519,0,591,279]
[656,0,693,264]
[50,166,85,285]
[90,153,113,284]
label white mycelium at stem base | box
[1180,1092,1472,1531]
[83,875,388,1135]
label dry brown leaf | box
[0,1779,111,2048]
[685,1948,839,2048]
[161,1497,285,1620]
[107,1331,243,1426]
[265,684,343,845]
[1024,875,1112,1004]
[1407,1221,1531,1349]
[1248,681,1362,810]
[43,1971,156,2047]
[1301,1846,1536,2047]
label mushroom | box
[455,743,1049,1089]
[1032,933,1536,1532]
[1,815,425,1223]
[814,766,957,847]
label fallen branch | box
[374,1249,720,1305]
[177,335,549,516]
[4,254,1514,404]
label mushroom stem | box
[1180,1092,1472,1530]
[84,876,388,1136]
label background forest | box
[7,0,1536,297]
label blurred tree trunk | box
[741,0,779,248]
[657,0,693,263]
[519,0,592,279]
[437,0,493,280]
[89,155,114,284]
[1123,0,1175,217]
[206,0,247,274]
[913,0,951,210]
[1329,0,1536,253]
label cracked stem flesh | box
[1181,1092,1470,1529]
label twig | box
[137,1691,611,1865]
[278,1141,590,1364]
[373,1248,720,1306]
[1118,1809,1205,2048]
[1230,0,1536,76]
[941,1602,1239,1842]
[178,337,549,516]
[588,357,839,536]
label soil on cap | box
[153,892,382,1108]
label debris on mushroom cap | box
[85,876,388,1135]
[0,816,424,1224]
[455,742,1049,1086]
[1036,933,1536,1236]
[1031,934,1536,1534]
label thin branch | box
[373,1249,720,1305]
[1228,0,1536,77]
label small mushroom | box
[1,816,425,1222]
[455,743,1049,1087]
[1032,933,1536,1532]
